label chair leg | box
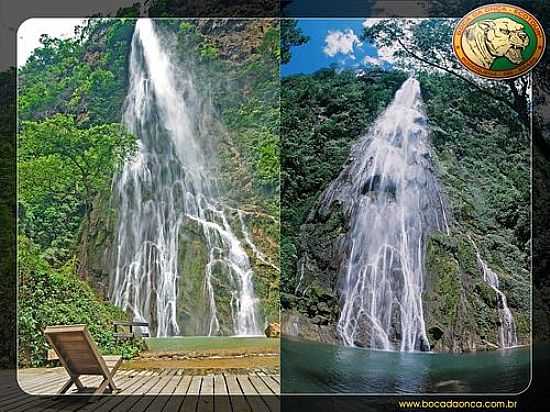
[94,378,111,394]
[73,376,85,391]
[58,375,83,394]
[107,374,119,392]
[58,378,74,394]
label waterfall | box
[471,240,518,348]
[109,19,263,337]
[317,78,447,351]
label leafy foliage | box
[18,114,135,263]
[420,72,530,294]
[362,19,530,127]
[167,20,281,319]
[281,19,309,64]
[18,237,143,367]
[281,65,530,344]
[16,20,141,365]
[19,19,135,125]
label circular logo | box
[452,3,546,79]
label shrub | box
[18,237,143,367]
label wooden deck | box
[2,368,280,411]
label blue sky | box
[281,19,395,77]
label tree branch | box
[395,37,525,125]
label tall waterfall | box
[471,241,518,348]
[109,19,263,337]
[317,78,448,351]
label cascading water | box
[317,78,448,351]
[109,19,263,337]
[471,240,518,348]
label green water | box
[144,336,279,352]
[282,338,530,394]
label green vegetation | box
[281,20,309,64]
[18,114,135,263]
[17,20,141,366]
[18,237,143,367]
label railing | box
[112,321,150,338]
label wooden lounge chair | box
[44,324,122,394]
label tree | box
[281,19,310,64]
[18,114,136,259]
[362,19,530,128]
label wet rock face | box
[281,310,339,345]
[422,231,529,352]
[196,19,276,63]
[296,201,348,295]
[294,79,447,351]
[78,192,116,299]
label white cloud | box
[323,29,362,58]
[362,19,383,29]
[362,45,398,67]
[362,55,383,66]
[377,45,398,64]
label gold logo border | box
[452,3,546,80]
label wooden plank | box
[16,371,67,395]
[117,371,157,395]
[249,376,279,412]
[197,375,214,412]
[175,375,192,394]
[261,375,280,395]
[237,376,270,412]
[74,371,141,412]
[11,370,130,412]
[22,374,70,395]
[159,370,181,394]
[225,374,250,412]
[250,376,274,395]
[0,388,60,412]
[3,377,65,407]
[114,333,135,339]
[161,374,189,412]
[132,369,177,412]
[180,376,201,412]
[250,375,280,412]
[113,321,149,327]
[84,370,153,412]
[33,376,104,412]
[214,375,232,412]
[10,396,83,412]
[11,369,279,412]
[147,370,181,412]
[4,373,90,412]
[2,397,53,412]
[149,369,177,394]
[133,372,163,396]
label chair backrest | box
[44,325,109,376]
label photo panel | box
[16,17,280,394]
[280,17,532,394]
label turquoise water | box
[282,338,530,394]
